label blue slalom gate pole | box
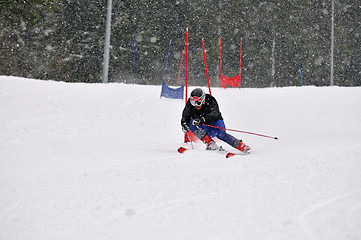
[132,34,136,84]
[163,40,172,83]
[299,66,303,86]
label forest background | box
[0,0,360,87]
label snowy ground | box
[1,76,361,240]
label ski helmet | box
[190,88,205,106]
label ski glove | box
[182,123,190,133]
[192,117,205,126]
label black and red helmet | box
[190,88,205,106]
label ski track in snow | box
[299,188,361,240]
[1,76,361,240]
[0,198,23,223]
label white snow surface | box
[1,76,361,240]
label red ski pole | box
[202,124,278,140]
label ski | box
[225,152,249,158]
[177,146,249,158]
[226,152,236,158]
[177,146,188,153]
[214,146,250,158]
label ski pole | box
[202,124,278,140]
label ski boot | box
[235,140,251,154]
[202,134,220,151]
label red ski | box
[226,152,236,158]
[177,147,188,153]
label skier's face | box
[194,104,203,110]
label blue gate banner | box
[160,82,184,99]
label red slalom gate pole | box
[185,28,189,105]
[202,38,212,96]
[239,38,242,84]
[184,28,190,143]
[202,124,278,140]
[219,37,222,80]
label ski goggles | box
[190,96,205,106]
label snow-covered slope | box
[1,76,361,240]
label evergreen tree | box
[0,0,359,86]
[0,0,57,78]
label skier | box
[181,88,251,153]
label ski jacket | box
[181,94,223,126]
